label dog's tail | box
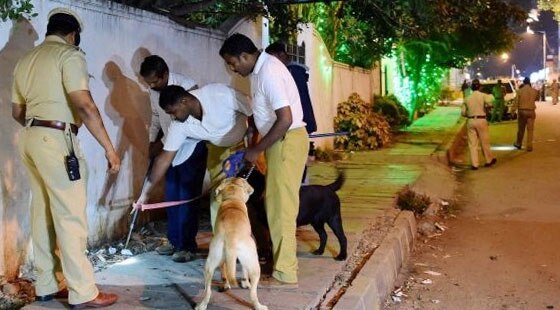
[327,170,345,192]
[224,244,238,286]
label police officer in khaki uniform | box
[462,79,497,170]
[513,77,539,151]
[11,8,120,308]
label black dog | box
[244,168,347,261]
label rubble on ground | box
[0,278,35,309]
[87,221,168,272]
[87,222,167,272]
[384,194,457,308]
[7,220,170,309]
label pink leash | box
[131,164,255,213]
[132,196,202,212]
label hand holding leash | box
[243,147,260,164]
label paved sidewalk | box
[24,106,464,310]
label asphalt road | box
[387,101,560,309]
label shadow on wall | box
[131,47,151,89]
[97,58,151,241]
[0,18,38,279]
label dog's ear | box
[215,181,226,198]
[241,179,254,196]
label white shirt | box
[164,84,252,165]
[148,72,197,142]
[250,52,305,136]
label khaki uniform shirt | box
[514,84,539,111]
[462,90,493,117]
[12,35,89,125]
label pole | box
[124,158,154,250]
[543,32,547,81]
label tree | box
[538,0,560,20]
[0,0,36,22]
[269,0,526,116]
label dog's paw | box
[254,304,268,310]
[218,283,231,292]
[240,279,251,289]
[195,302,208,310]
[312,249,324,255]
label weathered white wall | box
[0,0,258,279]
[297,25,380,149]
[0,15,40,281]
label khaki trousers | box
[466,118,494,167]
[265,127,308,283]
[516,109,536,150]
[206,143,235,230]
[18,126,98,304]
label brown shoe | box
[260,276,298,289]
[69,292,118,309]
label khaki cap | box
[47,7,84,31]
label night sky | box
[469,0,559,79]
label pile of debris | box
[87,221,169,272]
[1,220,172,309]
[0,279,34,309]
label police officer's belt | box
[30,119,78,134]
[467,115,486,119]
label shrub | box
[396,186,431,215]
[372,95,411,129]
[334,93,391,150]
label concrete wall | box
[298,25,380,149]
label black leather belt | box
[467,115,486,119]
[30,119,78,135]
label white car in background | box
[479,79,517,120]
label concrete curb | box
[334,211,416,310]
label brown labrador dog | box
[196,177,268,310]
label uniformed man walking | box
[513,77,539,152]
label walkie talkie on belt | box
[64,126,80,181]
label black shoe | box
[513,144,522,150]
[484,158,497,167]
[471,166,478,170]
[36,288,68,301]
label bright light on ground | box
[491,145,517,151]
[115,257,138,266]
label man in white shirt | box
[135,84,252,237]
[140,56,207,263]
[220,33,309,288]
